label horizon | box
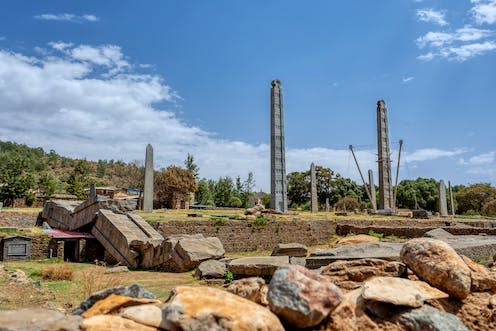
[1,1,495,191]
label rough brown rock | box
[427,292,496,330]
[321,258,407,290]
[324,289,380,331]
[162,286,284,331]
[470,271,496,292]
[80,314,158,331]
[268,265,343,328]
[82,294,161,318]
[362,277,448,308]
[461,255,489,273]
[400,238,471,299]
[226,277,268,305]
[120,304,174,330]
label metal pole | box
[349,145,375,210]
[448,180,455,217]
[392,139,403,212]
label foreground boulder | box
[271,243,308,257]
[0,308,82,331]
[400,238,471,299]
[321,258,407,290]
[226,277,268,305]
[162,286,284,331]
[80,314,158,331]
[268,265,343,328]
[362,277,448,308]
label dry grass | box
[0,260,201,310]
[42,265,74,281]
[80,267,123,298]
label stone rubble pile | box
[1,237,496,330]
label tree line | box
[1,140,496,216]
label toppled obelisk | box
[439,180,448,217]
[310,163,318,213]
[143,144,154,212]
[376,100,393,210]
[270,80,288,212]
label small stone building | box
[2,236,32,261]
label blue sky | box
[0,0,495,190]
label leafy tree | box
[196,178,215,205]
[287,171,309,206]
[456,183,496,214]
[482,199,496,217]
[243,172,256,207]
[0,153,35,206]
[67,160,90,199]
[155,165,197,208]
[96,160,107,178]
[38,173,57,200]
[214,176,235,207]
[395,178,439,211]
[184,153,199,180]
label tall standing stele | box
[310,163,318,213]
[143,144,154,212]
[376,100,393,210]
[270,80,288,212]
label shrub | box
[368,230,384,240]
[334,196,360,212]
[42,265,74,281]
[482,199,496,217]
[224,270,234,283]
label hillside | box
[0,140,143,202]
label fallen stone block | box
[271,243,308,257]
[228,256,289,277]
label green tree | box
[38,173,57,200]
[184,153,199,180]
[214,176,235,207]
[0,153,35,206]
[396,178,439,211]
[455,183,496,214]
[196,178,215,206]
[96,160,107,178]
[67,160,90,199]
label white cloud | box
[0,43,472,190]
[402,76,414,83]
[459,151,496,165]
[34,13,100,23]
[471,0,496,25]
[416,9,448,26]
[416,26,495,61]
[404,148,466,162]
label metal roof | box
[48,229,95,239]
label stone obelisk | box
[143,144,154,212]
[439,180,448,217]
[270,79,288,212]
[376,100,393,210]
[310,163,318,213]
[368,169,377,212]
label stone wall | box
[152,220,337,252]
[0,212,38,227]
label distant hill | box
[0,140,143,201]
